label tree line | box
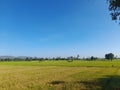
[0,53,118,62]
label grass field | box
[0,60,120,90]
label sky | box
[0,0,120,58]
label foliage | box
[108,0,120,21]
[105,53,114,60]
[90,56,98,60]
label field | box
[0,60,120,90]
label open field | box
[0,60,120,90]
[1,60,120,67]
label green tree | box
[105,53,114,61]
[108,0,120,21]
[90,56,97,60]
[77,54,79,58]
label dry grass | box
[0,61,119,89]
[0,66,85,90]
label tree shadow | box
[48,80,67,90]
[75,75,120,90]
[49,80,65,85]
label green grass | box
[0,60,120,67]
[0,60,120,90]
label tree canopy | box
[105,53,114,60]
[108,0,120,21]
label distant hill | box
[0,56,15,59]
[0,56,30,59]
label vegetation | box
[0,1,119,90]
[108,0,120,21]
[105,53,114,61]
[0,53,116,62]
[0,53,119,90]
[0,60,120,67]
[0,60,119,89]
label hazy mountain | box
[0,56,15,59]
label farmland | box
[0,60,120,90]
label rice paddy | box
[0,60,120,90]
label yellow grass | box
[0,61,119,90]
[0,66,87,90]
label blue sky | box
[0,0,120,58]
